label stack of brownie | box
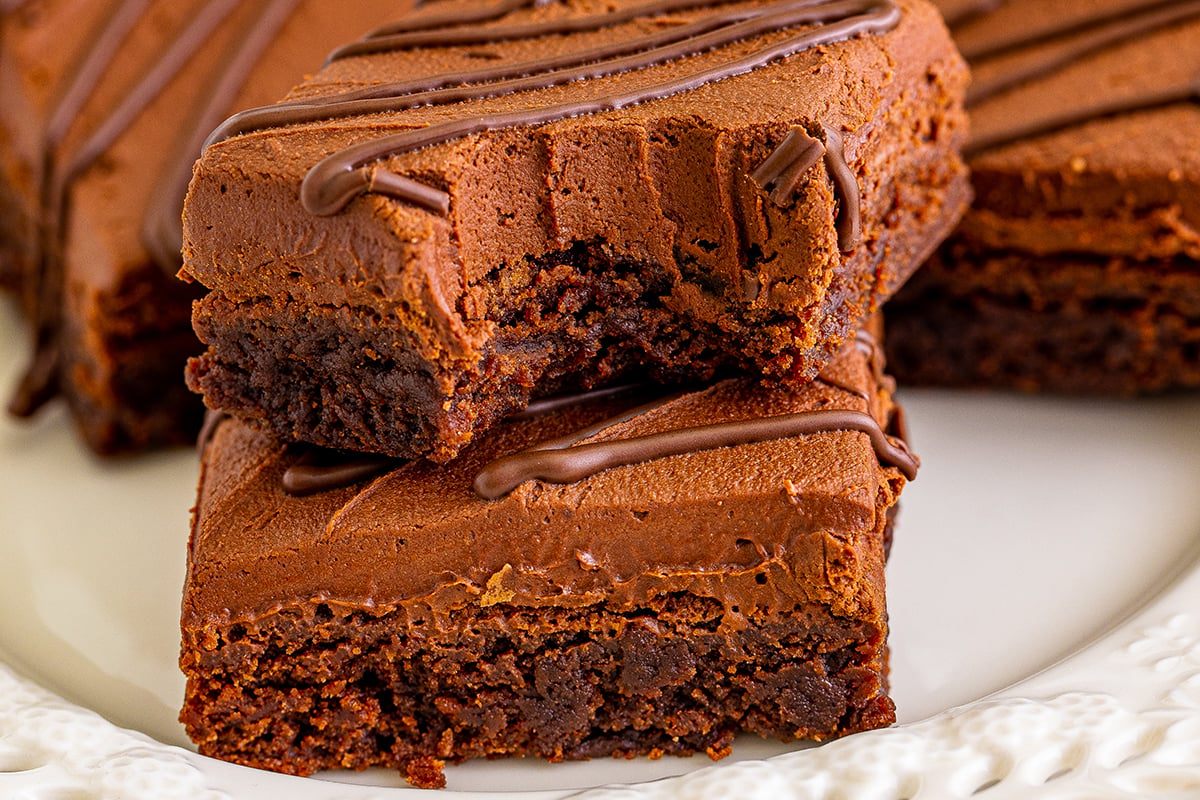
[0,0,403,453]
[174,0,970,788]
[887,0,1200,394]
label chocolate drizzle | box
[473,404,918,500]
[206,0,899,227]
[196,409,228,457]
[6,1,302,418]
[957,0,1200,155]
[750,126,826,205]
[748,124,861,251]
[276,351,918,501]
[142,0,303,273]
[277,382,647,495]
[814,329,879,399]
[277,383,648,495]
[508,383,650,420]
[967,81,1200,156]
[282,449,399,497]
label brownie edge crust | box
[180,338,910,788]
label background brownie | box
[0,0,405,452]
[181,0,968,462]
[887,0,1200,394]
[180,333,916,788]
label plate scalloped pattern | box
[2,549,1198,800]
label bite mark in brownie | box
[181,0,969,461]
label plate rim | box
[2,523,1198,799]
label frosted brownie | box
[0,0,405,452]
[887,0,1200,393]
[182,0,969,462]
[180,333,916,788]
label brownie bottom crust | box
[181,594,892,789]
[885,247,1200,395]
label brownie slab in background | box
[887,0,1200,394]
[0,0,407,453]
[182,0,969,462]
[180,333,916,788]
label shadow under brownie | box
[180,336,916,789]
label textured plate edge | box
[2,538,1198,799]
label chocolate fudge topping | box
[183,0,969,461]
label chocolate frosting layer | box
[953,0,1200,155]
[208,0,898,251]
[930,0,1200,260]
[187,336,910,629]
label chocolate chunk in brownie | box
[181,0,969,461]
[180,333,915,788]
[0,0,408,453]
[888,0,1200,394]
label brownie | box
[887,0,1200,394]
[179,333,916,789]
[180,0,969,462]
[0,0,406,453]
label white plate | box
[2,297,1199,799]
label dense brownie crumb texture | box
[181,0,969,463]
[169,0,959,788]
[0,0,404,453]
[181,333,917,789]
[888,0,1200,394]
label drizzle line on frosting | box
[277,349,917,500]
[206,0,897,234]
[747,124,861,251]
[956,0,1194,62]
[473,405,918,499]
[814,328,879,399]
[966,0,1200,106]
[957,0,1200,155]
[7,1,302,417]
[966,81,1200,156]
[207,0,802,146]
[278,381,648,495]
[282,449,400,497]
[142,0,303,273]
